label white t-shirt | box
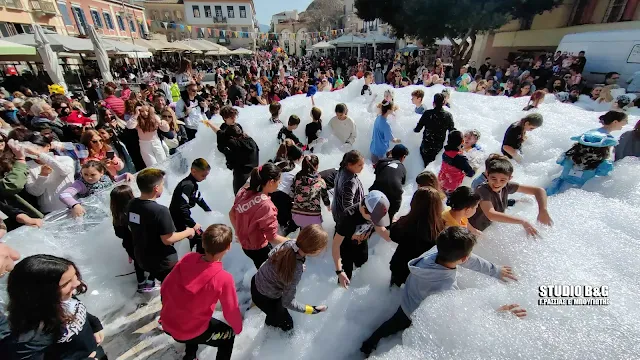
[627,71,640,93]
[328,116,357,144]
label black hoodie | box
[226,135,259,175]
[369,158,406,202]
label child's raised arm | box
[516,184,553,226]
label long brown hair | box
[270,224,328,284]
[160,106,179,132]
[81,129,109,158]
[395,187,444,241]
[137,105,160,133]
[110,185,134,227]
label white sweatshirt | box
[328,116,357,144]
[26,154,76,213]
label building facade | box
[271,10,298,31]
[182,0,258,48]
[470,0,640,64]
[144,0,189,41]
[0,0,68,37]
[56,0,147,39]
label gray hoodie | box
[400,248,502,316]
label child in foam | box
[546,131,616,196]
[251,225,329,332]
[361,227,524,357]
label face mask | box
[554,85,563,90]
[569,95,579,102]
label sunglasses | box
[161,114,172,119]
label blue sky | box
[254,0,314,26]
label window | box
[0,22,18,37]
[90,9,103,28]
[569,0,591,25]
[103,12,114,30]
[116,14,125,30]
[192,5,200,18]
[239,5,246,18]
[603,0,629,23]
[215,6,222,18]
[519,15,534,30]
[227,6,234,18]
[129,18,136,32]
[204,5,211,18]
[72,6,88,35]
[138,21,146,35]
[57,2,73,26]
[175,10,183,20]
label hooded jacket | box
[369,158,406,202]
[232,187,279,250]
[160,253,242,341]
[226,136,259,174]
[438,150,475,193]
[400,248,502,316]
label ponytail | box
[275,139,295,161]
[339,150,363,169]
[248,162,281,192]
[298,155,319,178]
[270,224,328,284]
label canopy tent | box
[0,39,36,56]
[3,29,94,52]
[88,26,113,82]
[362,33,396,44]
[398,44,421,54]
[178,39,229,53]
[205,47,231,56]
[312,41,335,50]
[329,35,367,47]
[230,48,253,55]
[102,39,148,53]
[34,25,67,94]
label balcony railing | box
[30,0,57,14]
[4,0,24,9]
[214,16,227,23]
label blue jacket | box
[370,115,393,158]
[545,154,613,196]
[400,248,501,316]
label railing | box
[30,0,57,14]
[4,0,24,9]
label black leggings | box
[270,191,297,235]
[361,307,412,355]
[251,276,294,332]
[243,244,272,269]
[173,318,235,360]
[420,144,441,168]
[340,237,369,280]
[232,170,251,195]
[123,243,147,284]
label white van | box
[556,29,640,88]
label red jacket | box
[160,253,242,340]
[231,188,279,250]
[438,150,476,193]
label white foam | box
[1,81,639,359]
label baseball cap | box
[364,190,390,227]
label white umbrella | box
[33,24,67,94]
[87,26,113,82]
[3,28,95,52]
[312,41,335,49]
[230,48,253,55]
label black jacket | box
[388,220,437,283]
[226,136,259,175]
[169,174,211,230]
[414,108,455,150]
[369,158,406,202]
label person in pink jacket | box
[160,224,242,360]
[229,163,288,269]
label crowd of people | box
[0,47,638,360]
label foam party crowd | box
[0,50,639,360]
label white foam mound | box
[2,81,639,360]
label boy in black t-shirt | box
[169,158,212,254]
[128,169,200,282]
[501,113,543,163]
[277,115,303,147]
[333,191,393,288]
[306,107,323,152]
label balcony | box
[214,16,227,23]
[29,0,57,14]
[4,0,24,10]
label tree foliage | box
[355,0,562,64]
[304,0,345,32]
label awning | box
[102,38,149,53]
[229,47,253,55]
[329,35,367,46]
[362,34,396,44]
[312,41,335,49]
[0,39,36,56]
[2,29,95,52]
